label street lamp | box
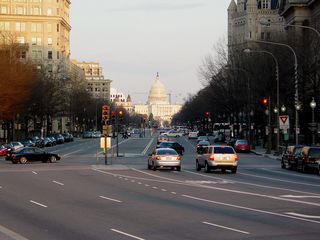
[244,48,280,151]
[310,97,317,145]
[281,105,286,113]
[249,39,299,145]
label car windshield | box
[160,142,173,147]
[309,148,320,158]
[198,141,209,145]
[157,149,178,155]
[214,147,235,154]
[198,136,207,140]
[294,147,303,155]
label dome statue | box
[148,73,169,105]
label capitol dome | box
[148,73,169,105]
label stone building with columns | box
[134,73,182,124]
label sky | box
[70,0,230,104]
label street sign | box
[279,115,289,130]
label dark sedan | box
[156,141,185,155]
[6,147,61,164]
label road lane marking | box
[145,184,149,187]
[111,229,145,240]
[171,192,177,195]
[182,195,320,225]
[99,196,122,203]
[32,171,38,175]
[152,187,158,189]
[161,189,167,192]
[52,180,64,186]
[185,170,320,196]
[203,222,250,235]
[138,182,142,185]
[285,212,320,219]
[261,168,320,180]
[239,172,320,187]
[280,195,320,199]
[30,200,48,208]
[183,137,196,150]
[62,149,82,158]
[142,138,154,155]
[0,224,30,240]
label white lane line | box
[99,196,122,203]
[285,212,320,219]
[62,149,82,157]
[0,224,30,240]
[0,186,2,189]
[185,170,320,196]
[152,187,158,189]
[141,138,154,155]
[203,221,250,235]
[32,171,38,175]
[182,195,320,225]
[161,189,167,192]
[111,229,145,240]
[30,200,48,208]
[52,180,64,186]
[183,137,196,150]
[239,172,320,187]
[280,195,320,199]
[145,184,149,187]
[171,192,177,194]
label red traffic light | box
[111,111,115,116]
[261,98,268,107]
[118,111,123,117]
[205,112,210,117]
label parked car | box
[93,131,102,138]
[197,140,210,154]
[281,145,304,169]
[296,146,320,173]
[0,145,8,156]
[83,131,93,138]
[148,148,182,171]
[213,133,225,143]
[6,147,61,164]
[156,141,185,155]
[7,142,24,151]
[234,139,250,153]
[62,133,73,142]
[49,137,57,146]
[43,138,54,147]
[197,135,210,144]
[30,137,45,148]
[21,140,35,147]
[196,145,238,173]
[188,131,199,139]
[51,133,65,144]
[157,134,169,144]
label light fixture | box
[273,107,279,114]
[310,97,316,109]
[281,105,286,112]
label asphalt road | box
[0,132,320,240]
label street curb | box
[250,150,281,161]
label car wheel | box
[147,161,151,170]
[301,163,307,173]
[196,160,201,171]
[231,167,237,174]
[281,160,286,169]
[20,157,27,164]
[152,162,157,171]
[176,166,181,172]
[205,162,211,173]
[221,168,226,173]
[49,156,57,163]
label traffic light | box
[205,112,210,118]
[102,105,110,124]
[111,111,116,124]
[261,98,268,107]
[118,111,123,123]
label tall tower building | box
[0,0,71,72]
[228,0,283,52]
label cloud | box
[108,2,207,12]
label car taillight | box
[209,154,215,161]
[155,156,161,160]
[177,156,182,160]
[235,154,239,161]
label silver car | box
[196,145,238,173]
[148,148,182,171]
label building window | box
[31,23,42,32]
[261,32,265,39]
[16,36,25,44]
[0,22,10,31]
[32,50,42,59]
[56,24,59,32]
[47,8,52,16]
[0,6,8,14]
[16,6,26,15]
[48,51,53,59]
[57,51,60,59]
[32,37,42,45]
[48,37,53,45]
[15,22,26,32]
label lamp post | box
[243,48,280,151]
[310,97,317,145]
[249,39,299,145]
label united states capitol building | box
[134,73,182,124]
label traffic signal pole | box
[266,96,272,154]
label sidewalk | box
[250,146,282,161]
